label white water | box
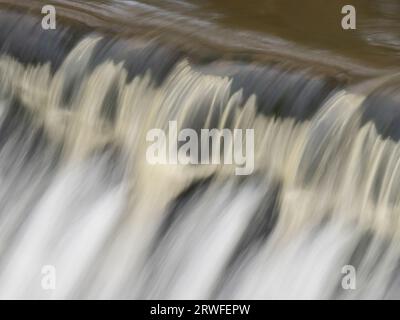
[0,33,400,299]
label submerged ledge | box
[0,0,392,82]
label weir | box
[0,1,400,299]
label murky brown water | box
[189,0,400,67]
[1,0,400,74]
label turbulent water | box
[1,0,400,299]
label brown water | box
[187,0,400,68]
[1,0,400,74]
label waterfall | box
[0,2,400,299]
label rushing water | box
[0,0,400,299]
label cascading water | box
[1,0,400,299]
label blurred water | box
[0,1,400,299]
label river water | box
[0,0,400,299]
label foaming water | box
[0,4,400,299]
